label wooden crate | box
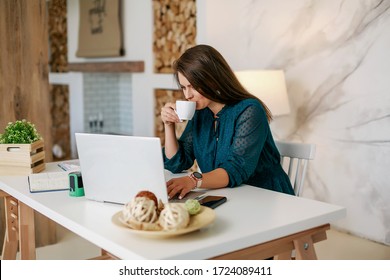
[0,139,45,175]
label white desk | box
[0,163,346,260]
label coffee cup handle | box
[174,109,183,123]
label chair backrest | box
[275,140,316,196]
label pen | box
[58,163,67,171]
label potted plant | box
[0,120,45,175]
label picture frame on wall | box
[76,0,124,58]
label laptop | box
[75,133,169,204]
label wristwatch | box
[189,171,203,189]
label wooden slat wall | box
[0,0,54,153]
[0,0,56,251]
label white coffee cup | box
[175,101,196,121]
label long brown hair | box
[173,44,273,122]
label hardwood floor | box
[315,228,390,260]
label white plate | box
[112,206,215,238]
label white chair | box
[275,140,316,197]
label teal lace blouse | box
[163,98,294,195]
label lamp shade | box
[235,70,290,116]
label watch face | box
[193,172,202,179]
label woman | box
[161,44,294,199]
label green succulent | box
[0,120,42,144]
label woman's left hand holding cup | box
[161,102,181,126]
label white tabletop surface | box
[0,163,346,260]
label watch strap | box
[189,172,202,189]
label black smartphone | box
[198,195,227,209]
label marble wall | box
[198,0,390,245]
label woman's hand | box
[161,102,181,126]
[166,176,196,200]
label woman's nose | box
[183,89,193,100]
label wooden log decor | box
[49,84,71,160]
[153,0,197,73]
[47,0,71,161]
[48,0,68,73]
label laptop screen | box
[75,133,169,204]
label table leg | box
[1,191,36,260]
[19,201,36,260]
[89,249,119,260]
[1,195,19,260]
[293,235,317,260]
[274,250,292,260]
[211,224,329,260]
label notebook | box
[75,133,169,204]
[28,160,81,193]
